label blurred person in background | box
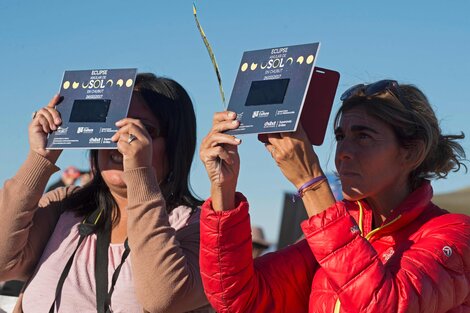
[251,226,270,258]
[45,166,91,192]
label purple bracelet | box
[292,175,327,202]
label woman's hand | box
[111,118,153,171]
[264,125,323,189]
[200,111,241,211]
[29,94,63,163]
[265,125,336,216]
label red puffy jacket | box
[200,182,470,312]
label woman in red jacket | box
[199,80,470,313]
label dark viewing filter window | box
[245,79,290,106]
[69,99,111,122]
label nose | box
[335,138,354,162]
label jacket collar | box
[352,180,433,239]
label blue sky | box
[1,0,469,243]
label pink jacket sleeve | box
[200,193,317,313]
[301,202,470,313]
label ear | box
[400,140,426,171]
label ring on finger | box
[127,133,137,144]
[31,111,38,120]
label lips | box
[339,170,360,178]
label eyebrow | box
[335,125,379,134]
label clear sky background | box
[1,0,469,243]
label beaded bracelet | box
[292,175,327,202]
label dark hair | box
[64,73,202,228]
[334,81,467,190]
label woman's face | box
[334,106,411,202]
[98,93,168,193]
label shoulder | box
[413,210,470,271]
[40,185,81,205]
[420,210,470,237]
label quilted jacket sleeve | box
[200,192,317,313]
[301,202,470,313]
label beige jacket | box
[0,152,213,313]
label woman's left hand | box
[111,118,153,171]
[264,125,324,189]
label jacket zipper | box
[332,201,402,312]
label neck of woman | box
[366,179,411,227]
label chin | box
[341,186,365,202]
[101,169,127,189]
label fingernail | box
[55,118,61,124]
[232,120,239,125]
[234,137,241,143]
[228,112,236,119]
[115,120,123,125]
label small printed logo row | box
[56,127,116,135]
[251,109,295,119]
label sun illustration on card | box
[307,55,315,64]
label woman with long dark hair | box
[0,73,213,312]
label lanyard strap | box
[49,208,102,313]
[48,209,131,313]
[96,229,130,313]
[95,214,111,313]
[48,234,87,313]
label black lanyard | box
[49,209,131,313]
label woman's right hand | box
[200,111,241,211]
[28,94,63,163]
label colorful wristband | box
[292,175,327,202]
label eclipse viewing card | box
[46,68,137,149]
[227,43,340,145]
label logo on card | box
[275,109,295,116]
[99,127,116,133]
[252,110,269,118]
[77,127,94,134]
[263,121,277,128]
[89,137,102,144]
[56,127,68,135]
